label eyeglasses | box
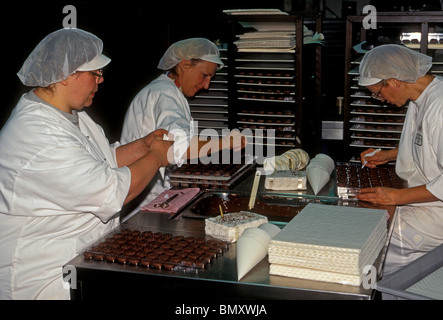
[89,69,103,84]
[371,80,386,101]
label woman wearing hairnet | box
[356,44,443,275]
[120,38,246,220]
[0,28,172,299]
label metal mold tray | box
[336,162,405,200]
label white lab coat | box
[384,76,443,275]
[120,74,193,220]
[0,92,131,299]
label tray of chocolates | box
[170,163,255,190]
[336,162,405,199]
[82,228,229,274]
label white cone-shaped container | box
[258,222,281,238]
[237,223,281,280]
[306,154,334,195]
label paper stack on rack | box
[306,153,335,195]
[234,25,324,51]
[235,32,296,50]
[268,203,388,286]
[223,8,289,15]
[224,8,324,51]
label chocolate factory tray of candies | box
[82,227,230,274]
[169,162,255,189]
[336,162,405,200]
[181,191,338,223]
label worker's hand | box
[142,129,171,150]
[360,148,389,169]
[149,137,173,167]
[147,129,174,167]
[222,129,247,152]
[356,186,402,205]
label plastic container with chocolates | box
[82,228,230,274]
[336,162,405,199]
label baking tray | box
[237,120,295,126]
[238,97,295,103]
[170,163,252,181]
[190,106,228,114]
[238,110,294,117]
[188,98,228,107]
[350,124,403,132]
[170,163,255,190]
[235,53,295,63]
[193,91,228,99]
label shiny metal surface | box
[68,212,375,299]
[66,170,394,300]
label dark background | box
[2,0,288,142]
[2,0,441,144]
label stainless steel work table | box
[66,170,395,300]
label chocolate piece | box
[117,256,128,264]
[147,252,159,260]
[164,249,177,256]
[105,254,117,263]
[93,252,105,261]
[188,252,201,260]
[162,263,176,271]
[194,259,208,269]
[184,236,196,243]
[129,258,140,266]
[181,258,195,267]
[83,251,93,260]
[157,254,170,262]
[169,256,182,264]
[151,261,163,269]
[140,258,151,267]
[199,254,214,264]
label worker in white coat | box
[356,44,443,275]
[0,28,172,299]
[120,38,246,220]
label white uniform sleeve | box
[404,78,443,201]
[121,79,193,165]
[11,138,130,223]
[0,106,132,223]
[152,92,193,165]
[423,101,443,201]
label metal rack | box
[344,12,443,161]
[226,14,306,150]
[188,48,229,138]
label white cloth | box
[384,76,443,275]
[0,92,131,299]
[120,74,194,220]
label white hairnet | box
[17,28,111,87]
[157,38,224,70]
[358,44,432,86]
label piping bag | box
[361,148,381,168]
[236,223,281,281]
[306,153,334,195]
